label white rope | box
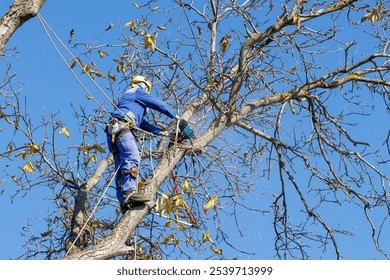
[37,12,182,144]
[65,165,121,257]
[37,13,118,113]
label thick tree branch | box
[0,0,46,55]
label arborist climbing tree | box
[105,75,193,213]
[2,0,390,261]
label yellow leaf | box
[210,246,223,255]
[361,7,380,26]
[59,127,71,138]
[182,180,190,193]
[173,195,188,209]
[92,70,105,78]
[162,193,169,200]
[0,110,13,124]
[205,195,218,209]
[165,219,172,227]
[91,154,97,163]
[165,197,172,214]
[202,202,208,215]
[124,19,138,30]
[202,230,213,243]
[326,4,336,11]
[120,55,129,60]
[27,144,40,155]
[155,197,162,211]
[98,50,108,58]
[174,224,185,231]
[23,162,34,173]
[11,176,18,183]
[139,27,145,35]
[144,34,156,52]
[0,179,5,184]
[157,25,166,30]
[82,64,91,74]
[219,35,231,53]
[15,150,28,160]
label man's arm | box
[135,89,176,119]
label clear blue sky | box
[0,0,389,260]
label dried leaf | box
[98,50,108,58]
[361,7,381,26]
[219,35,231,53]
[202,230,213,243]
[105,23,114,31]
[124,19,138,30]
[59,127,71,138]
[205,195,218,209]
[182,180,190,193]
[157,25,167,30]
[11,175,18,183]
[108,74,116,82]
[144,34,156,52]
[155,197,162,211]
[23,162,35,173]
[15,150,28,160]
[93,70,105,78]
[91,154,97,163]
[27,144,40,155]
[165,219,172,227]
[69,59,77,69]
[210,246,223,255]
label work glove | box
[178,119,194,140]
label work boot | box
[122,190,150,204]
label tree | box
[1,0,390,260]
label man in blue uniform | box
[106,75,193,212]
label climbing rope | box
[37,12,181,142]
[37,12,196,251]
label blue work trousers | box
[107,130,139,203]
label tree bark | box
[0,0,46,55]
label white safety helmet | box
[130,75,152,93]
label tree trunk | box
[0,0,46,55]
[62,114,228,259]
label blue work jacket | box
[110,86,176,135]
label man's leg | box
[116,131,149,204]
[107,133,123,202]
